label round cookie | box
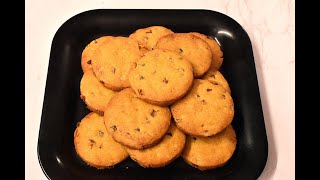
[155,33,212,77]
[129,49,194,106]
[182,125,237,170]
[104,88,171,150]
[201,66,231,94]
[91,37,144,91]
[74,112,129,169]
[80,70,116,115]
[129,26,174,50]
[126,123,186,168]
[81,36,112,73]
[189,32,223,70]
[170,79,234,137]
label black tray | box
[37,9,268,180]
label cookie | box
[81,36,112,73]
[155,33,212,77]
[129,26,174,50]
[182,125,237,170]
[189,32,223,70]
[126,123,186,168]
[74,112,129,169]
[171,79,234,137]
[129,49,194,106]
[104,88,171,150]
[201,66,231,94]
[91,37,144,91]
[80,70,116,115]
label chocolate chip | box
[111,66,116,74]
[146,29,152,33]
[89,139,96,149]
[139,75,144,80]
[137,89,143,95]
[201,124,204,127]
[99,145,103,149]
[87,60,92,64]
[178,48,183,53]
[201,100,207,105]
[94,40,98,44]
[196,94,200,98]
[192,137,197,140]
[98,130,104,137]
[146,118,150,124]
[206,89,212,92]
[150,109,156,117]
[163,78,169,84]
[110,125,117,132]
[166,132,173,136]
[135,128,140,132]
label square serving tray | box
[37,9,268,180]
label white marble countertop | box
[26,0,295,179]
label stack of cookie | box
[74,26,237,171]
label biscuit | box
[182,125,237,170]
[189,32,223,70]
[80,70,116,115]
[171,79,234,137]
[104,88,171,150]
[129,49,194,106]
[81,36,112,73]
[155,33,212,77]
[91,37,144,91]
[201,66,231,94]
[129,26,174,50]
[126,123,186,168]
[74,112,129,169]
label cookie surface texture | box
[126,123,186,168]
[74,112,129,169]
[80,70,116,115]
[81,36,112,73]
[91,37,144,91]
[189,32,223,70]
[129,26,174,50]
[155,33,212,77]
[129,49,194,106]
[171,79,234,136]
[104,88,171,150]
[201,66,231,94]
[182,125,237,170]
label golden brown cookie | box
[104,88,171,150]
[189,32,223,70]
[129,49,194,106]
[155,33,212,77]
[126,123,186,168]
[129,26,174,50]
[201,66,231,94]
[80,70,116,115]
[81,36,112,73]
[171,79,234,137]
[182,125,237,170]
[91,37,144,91]
[74,112,129,169]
